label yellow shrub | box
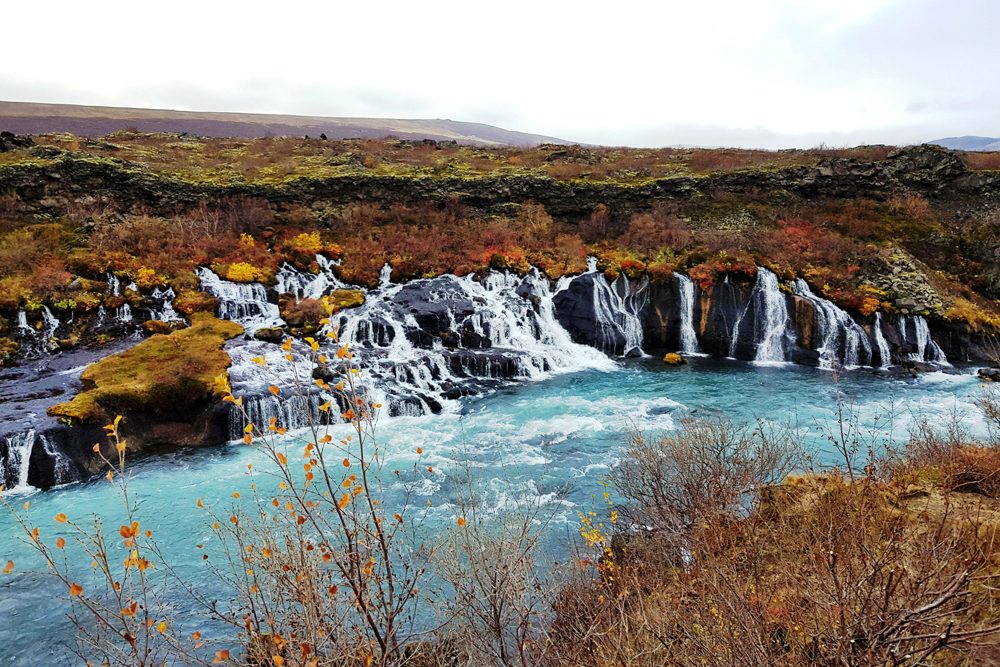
[225,262,267,283]
[944,297,1000,332]
[134,266,163,290]
[291,232,323,253]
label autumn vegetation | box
[2,132,1000,361]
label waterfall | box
[873,312,892,368]
[586,257,599,273]
[275,256,345,302]
[150,287,182,321]
[40,435,74,486]
[233,394,331,435]
[227,265,615,432]
[197,267,282,332]
[898,315,950,366]
[589,274,648,357]
[118,302,133,323]
[379,263,393,287]
[16,309,30,332]
[674,272,701,355]
[731,268,791,364]
[792,279,872,369]
[1,430,35,492]
[107,273,122,296]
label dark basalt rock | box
[254,326,286,344]
[312,362,339,383]
[643,278,685,351]
[553,273,647,356]
[0,131,33,152]
[698,278,753,358]
[391,281,491,349]
[978,367,1000,382]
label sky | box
[1,0,997,148]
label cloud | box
[0,0,996,147]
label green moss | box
[0,337,19,365]
[48,314,242,423]
[325,289,365,313]
[173,290,219,316]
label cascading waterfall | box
[898,315,949,365]
[0,430,35,492]
[224,260,616,436]
[275,256,344,301]
[872,312,892,368]
[40,435,74,486]
[792,279,872,368]
[589,274,648,357]
[674,272,701,355]
[731,268,791,364]
[16,309,30,332]
[197,267,282,332]
[379,263,393,287]
[118,303,133,322]
[150,287,182,321]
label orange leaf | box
[457,517,466,527]
[54,513,67,523]
[243,434,252,445]
[272,657,285,667]
[342,458,350,468]
[69,582,83,597]
[212,649,231,664]
[197,498,204,509]
[416,447,423,455]
[2,561,13,574]
[268,385,280,396]
[337,494,350,510]
[56,537,66,549]
[276,452,288,465]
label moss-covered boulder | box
[48,314,242,448]
[142,319,188,336]
[663,352,687,366]
[325,289,365,314]
[0,337,19,366]
[173,290,219,316]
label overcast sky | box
[1,0,996,148]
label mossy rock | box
[142,319,188,335]
[324,289,365,314]
[663,352,687,366]
[48,313,242,423]
[173,290,219,316]
[0,337,19,365]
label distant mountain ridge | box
[929,135,1000,151]
[0,101,573,147]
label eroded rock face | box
[0,131,33,152]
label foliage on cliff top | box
[48,313,242,423]
[1,133,999,332]
[0,133,904,185]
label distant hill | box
[0,101,573,147]
[929,136,1000,151]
